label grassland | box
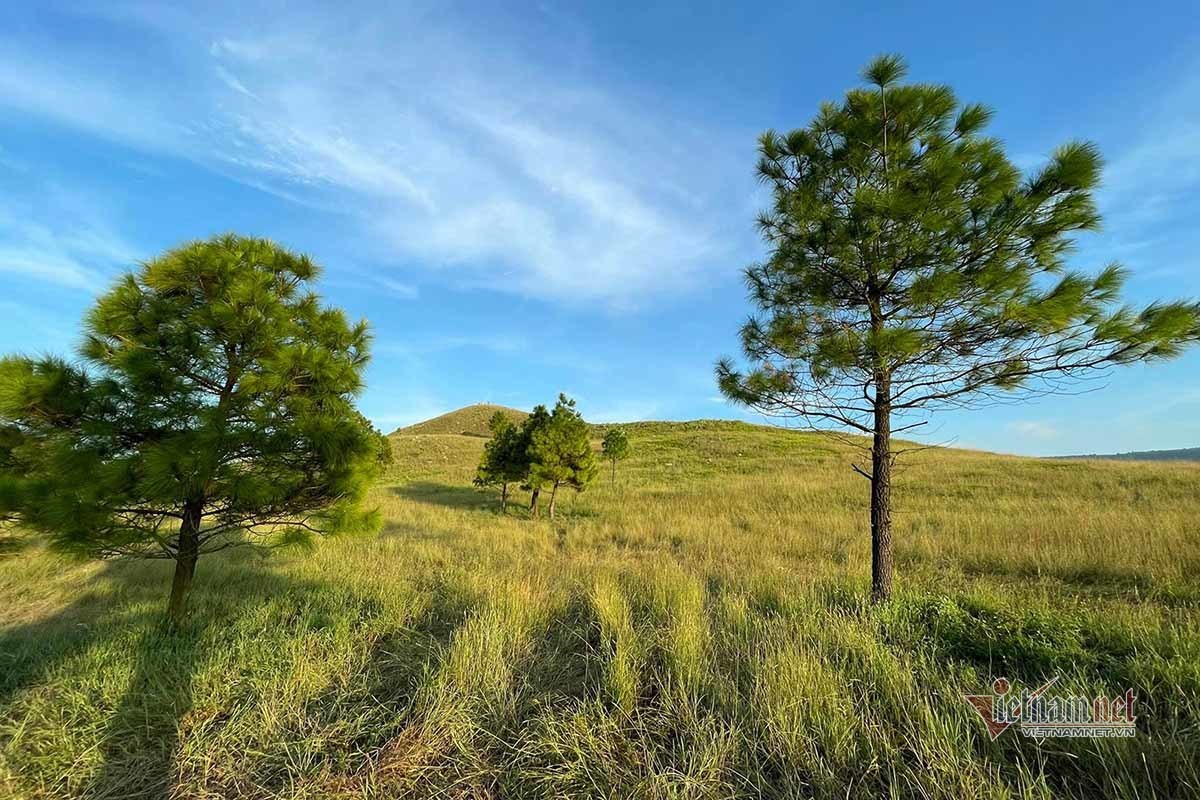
[2,419,1198,798]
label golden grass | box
[1,420,1198,798]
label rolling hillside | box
[392,403,528,437]
[3,417,1199,798]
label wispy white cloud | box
[375,278,419,300]
[0,180,140,292]
[1115,385,1200,424]
[1084,73,1200,284]
[0,40,186,156]
[566,391,662,424]
[214,65,258,100]
[0,4,745,307]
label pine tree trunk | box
[167,501,203,627]
[500,482,508,514]
[870,376,894,604]
[548,482,559,521]
[530,488,540,517]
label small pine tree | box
[355,411,394,469]
[518,404,551,515]
[528,394,598,520]
[0,234,381,625]
[601,427,630,488]
[474,411,525,512]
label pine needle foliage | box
[516,404,552,516]
[601,427,630,487]
[473,411,526,513]
[0,234,381,623]
[717,55,1200,602]
[528,394,598,520]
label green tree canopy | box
[717,55,1200,602]
[474,411,526,512]
[355,410,394,469]
[518,404,551,515]
[601,427,630,487]
[528,394,597,520]
[0,234,381,624]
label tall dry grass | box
[1,420,1197,798]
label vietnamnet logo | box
[965,677,1137,740]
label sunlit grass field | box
[2,419,1198,798]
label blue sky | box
[2,1,1199,456]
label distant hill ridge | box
[1056,447,1200,462]
[392,404,528,437]
[394,404,848,441]
[397,407,1200,463]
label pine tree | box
[474,411,525,512]
[601,427,630,488]
[355,410,394,469]
[519,404,551,516]
[0,234,381,625]
[528,394,597,520]
[717,55,1200,603]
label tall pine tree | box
[718,55,1200,602]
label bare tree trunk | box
[548,482,559,520]
[611,459,616,488]
[870,375,893,604]
[530,488,540,517]
[500,482,508,514]
[167,501,203,627]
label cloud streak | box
[0,175,140,292]
[0,3,743,306]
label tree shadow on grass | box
[389,481,594,524]
[519,594,603,711]
[361,591,606,798]
[0,531,30,561]
[0,559,160,707]
[313,577,478,795]
[0,559,179,798]
[959,557,1155,598]
[85,559,343,799]
[1,553,336,800]
[87,616,202,800]
[380,519,469,546]
[391,481,496,512]
[381,520,434,542]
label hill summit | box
[393,403,528,437]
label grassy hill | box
[2,420,1199,798]
[392,403,528,437]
